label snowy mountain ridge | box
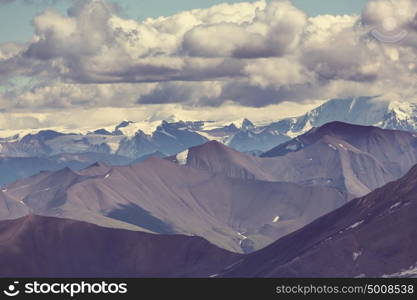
[1,97,417,158]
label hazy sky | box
[0,0,415,133]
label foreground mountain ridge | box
[220,163,417,277]
[0,215,240,277]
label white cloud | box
[0,0,417,130]
[0,81,156,110]
[182,0,307,58]
[244,57,313,87]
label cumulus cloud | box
[182,1,307,59]
[1,0,307,84]
[1,0,417,123]
[244,57,313,87]
[0,81,156,111]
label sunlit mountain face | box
[0,0,417,278]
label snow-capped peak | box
[114,120,160,137]
[387,101,417,121]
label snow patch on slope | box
[273,216,280,223]
[328,144,337,151]
[176,150,189,165]
[383,264,417,278]
[348,220,364,230]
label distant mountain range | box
[0,97,417,166]
[1,153,346,253]
[0,97,416,156]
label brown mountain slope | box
[0,215,239,277]
[221,164,417,278]
[1,158,346,253]
[184,122,416,198]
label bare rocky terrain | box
[0,215,239,277]
[1,157,346,253]
[221,164,417,277]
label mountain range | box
[1,153,346,253]
[2,121,417,255]
[1,96,417,163]
[220,163,417,278]
[1,97,417,277]
[0,215,239,277]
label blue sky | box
[0,0,369,43]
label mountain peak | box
[21,130,65,143]
[262,120,414,159]
[92,129,113,135]
[241,118,255,130]
[311,121,377,136]
[113,120,134,134]
[190,140,231,152]
[116,120,133,129]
